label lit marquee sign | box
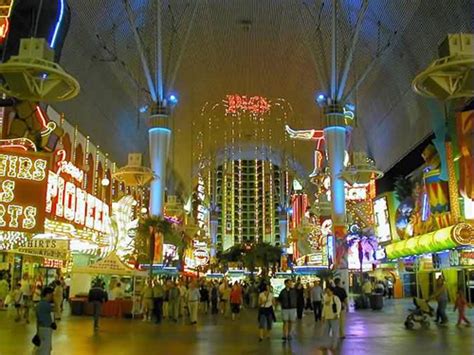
[196,175,208,236]
[374,196,392,243]
[46,159,110,235]
[224,94,271,116]
[0,151,50,233]
[323,176,375,202]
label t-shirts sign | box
[0,151,51,233]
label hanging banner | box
[153,231,163,264]
[456,110,474,200]
[0,151,51,233]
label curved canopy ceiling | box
[53,0,473,193]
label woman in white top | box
[322,287,342,350]
[20,274,33,323]
[258,284,275,341]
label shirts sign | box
[17,239,69,260]
[0,151,50,233]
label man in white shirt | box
[187,282,200,324]
[178,281,188,317]
[311,280,324,322]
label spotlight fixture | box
[167,94,178,105]
[101,177,110,187]
[316,93,327,107]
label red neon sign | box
[225,95,271,115]
[0,1,14,44]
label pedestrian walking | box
[35,287,57,355]
[20,273,33,323]
[311,280,323,322]
[168,281,180,322]
[431,276,448,325]
[88,281,108,330]
[111,282,125,317]
[199,283,209,314]
[152,280,165,324]
[453,288,471,327]
[0,275,8,309]
[304,283,313,311]
[362,279,373,307]
[141,280,154,321]
[178,281,188,318]
[230,282,242,321]
[11,283,22,321]
[258,283,274,342]
[278,279,297,342]
[322,287,341,351]
[332,278,348,338]
[53,280,63,320]
[32,284,42,307]
[386,278,394,299]
[210,282,219,315]
[188,282,200,324]
[221,283,231,316]
[296,282,305,319]
[163,281,170,320]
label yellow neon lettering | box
[64,182,76,221]
[0,180,15,203]
[0,154,8,177]
[75,188,86,225]
[94,200,102,232]
[7,205,22,228]
[7,156,17,177]
[0,204,5,227]
[46,171,57,213]
[32,159,47,181]
[17,157,33,180]
[22,206,37,229]
[55,176,65,217]
[86,194,95,229]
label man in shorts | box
[278,279,297,342]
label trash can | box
[70,299,85,316]
[370,293,384,310]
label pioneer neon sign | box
[46,161,110,235]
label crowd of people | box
[135,276,348,350]
[139,279,249,325]
[0,272,69,354]
[0,272,471,354]
[0,273,69,323]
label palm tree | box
[134,216,181,276]
[217,244,245,272]
[252,242,282,277]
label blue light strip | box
[149,127,171,134]
[50,0,65,49]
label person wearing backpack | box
[322,287,342,350]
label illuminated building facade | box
[213,158,286,251]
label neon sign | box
[0,151,50,233]
[0,0,14,44]
[374,197,392,243]
[50,0,65,49]
[196,175,207,236]
[43,258,64,268]
[224,95,271,116]
[46,162,110,235]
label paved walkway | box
[0,299,472,354]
